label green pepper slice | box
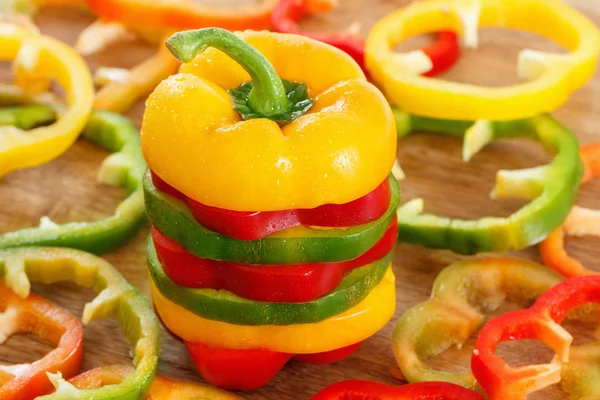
[147,238,392,326]
[144,172,400,265]
[0,106,146,254]
[0,246,159,400]
[394,109,583,254]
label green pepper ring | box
[0,105,146,254]
[0,246,159,400]
[147,237,392,326]
[145,172,400,265]
[394,109,583,254]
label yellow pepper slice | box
[142,30,396,211]
[152,267,396,354]
[0,23,94,176]
[365,0,600,121]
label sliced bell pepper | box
[392,257,563,391]
[540,142,600,277]
[145,172,399,265]
[393,109,582,254]
[472,275,600,400]
[0,106,146,254]
[0,247,160,400]
[151,220,397,303]
[271,0,460,76]
[143,28,396,211]
[311,380,485,400]
[184,340,361,390]
[68,365,242,399]
[152,172,392,241]
[152,266,395,353]
[148,237,392,325]
[366,0,600,121]
[0,23,94,177]
[0,283,83,400]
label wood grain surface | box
[1,1,599,399]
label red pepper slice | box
[311,380,485,399]
[472,275,600,400]
[151,172,392,241]
[271,0,460,76]
[152,219,397,303]
[185,340,361,391]
[0,284,83,400]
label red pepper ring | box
[151,172,392,241]
[0,284,83,399]
[540,143,600,278]
[271,0,460,76]
[151,219,397,303]
[311,380,485,400]
[472,276,600,400]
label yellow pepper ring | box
[365,0,600,121]
[142,31,396,211]
[0,23,94,176]
[151,267,396,354]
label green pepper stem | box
[166,28,290,120]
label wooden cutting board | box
[0,1,599,399]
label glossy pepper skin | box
[366,0,600,121]
[0,106,146,254]
[472,276,600,400]
[311,380,485,400]
[145,172,400,265]
[152,220,397,303]
[0,23,94,177]
[0,247,160,400]
[392,258,563,391]
[271,0,460,76]
[540,143,600,277]
[68,365,241,400]
[393,109,582,254]
[142,29,396,212]
[0,284,83,400]
[152,172,391,241]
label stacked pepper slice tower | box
[141,28,398,390]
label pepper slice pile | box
[472,275,600,400]
[0,247,160,399]
[0,283,83,399]
[143,28,397,389]
[392,257,563,391]
[540,143,600,277]
[271,0,460,75]
[366,0,600,121]
[393,109,582,254]
[0,106,146,254]
[0,22,94,177]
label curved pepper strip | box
[392,258,563,391]
[0,23,94,177]
[68,365,242,399]
[152,267,395,353]
[393,109,582,254]
[152,220,397,303]
[0,283,83,399]
[472,276,600,400]
[0,247,160,400]
[144,29,396,211]
[271,0,460,76]
[152,172,392,241]
[0,106,147,255]
[366,0,600,121]
[145,172,399,265]
[540,143,600,278]
[311,380,485,400]
[148,237,392,325]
